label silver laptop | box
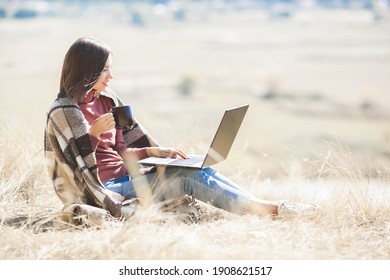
[138,104,249,169]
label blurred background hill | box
[1,0,390,179]
[1,0,389,22]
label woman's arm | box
[118,146,188,163]
[116,125,188,160]
[145,147,188,159]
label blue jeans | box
[102,167,251,214]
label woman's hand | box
[89,113,116,138]
[146,147,189,159]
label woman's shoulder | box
[46,96,79,119]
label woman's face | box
[93,54,113,92]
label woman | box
[44,37,319,221]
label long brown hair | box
[59,37,111,102]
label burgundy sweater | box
[78,91,148,182]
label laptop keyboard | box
[171,156,203,166]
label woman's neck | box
[79,90,98,104]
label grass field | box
[0,6,389,261]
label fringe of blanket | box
[1,196,203,233]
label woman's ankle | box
[245,200,278,216]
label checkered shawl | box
[44,89,158,218]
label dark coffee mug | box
[111,105,135,130]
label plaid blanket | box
[44,89,158,219]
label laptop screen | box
[203,104,249,167]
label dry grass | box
[0,121,389,260]
[0,7,390,260]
